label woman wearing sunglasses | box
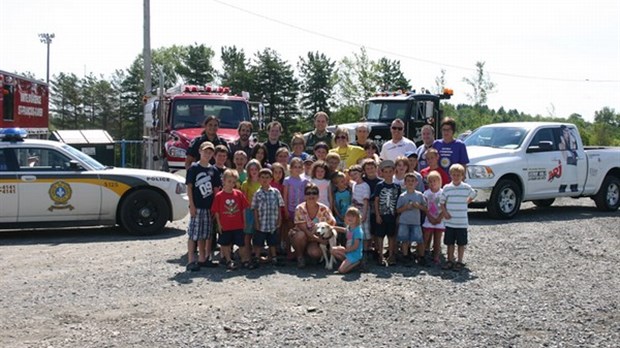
[289,183,336,268]
[328,127,366,171]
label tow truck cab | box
[332,89,452,148]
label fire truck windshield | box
[171,99,250,129]
[366,101,409,122]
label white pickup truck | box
[464,122,620,218]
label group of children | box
[185,137,476,274]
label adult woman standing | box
[328,127,366,171]
[185,115,229,168]
[432,117,469,179]
[289,183,336,268]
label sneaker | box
[271,257,283,267]
[297,256,306,269]
[185,261,200,272]
[387,255,396,266]
[198,259,218,268]
[417,256,427,267]
[226,260,238,270]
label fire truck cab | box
[0,71,49,139]
[144,85,252,172]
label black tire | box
[593,175,620,211]
[487,179,522,219]
[119,189,170,235]
[532,198,555,208]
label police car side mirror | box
[68,160,84,171]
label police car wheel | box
[119,189,169,235]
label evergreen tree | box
[298,51,337,117]
[176,43,216,85]
[220,46,255,96]
[375,57,409,91]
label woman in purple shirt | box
[432,117,469,179]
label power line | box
[212,0,620,83]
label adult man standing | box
[185,115,229,169]
[416,124,435,171]
[304,111,334,154]
[228,121,254,160]
[264,121,289,164]
[355,124,371,147]
[380,119,417,161]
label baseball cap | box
[199,141,215,151]
[405,151,418,159]
[379,159,395,169]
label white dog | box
[314,222,338,270]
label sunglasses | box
[336,135,347,140]
[391,127,404,131]
[305,191,319,196]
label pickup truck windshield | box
[464,126,528,149]
[172,99,250,129]
[366,101,408,121]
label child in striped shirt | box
[440,164,476,271]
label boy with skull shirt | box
[373,160,401,266]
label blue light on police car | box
[0,128,28,141]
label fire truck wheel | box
[119,189,169,235]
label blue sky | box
[1,0,618,121]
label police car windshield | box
[61,144,106,170]
[172,99,250,129]
[464,126,529,149]
[366,101,408,121]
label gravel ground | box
[1,198,618,348]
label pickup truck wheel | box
[488,179,522,219]
[532,198,555,208]
[119,190,170,235]
[593,175,620,211]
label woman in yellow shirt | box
[329,127,366,170]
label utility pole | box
[143,0,152,97]
[38,33,55,84]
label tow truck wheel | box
[593,175,620,211]
[532,198,555,208]
[488,179,522,219]
[119,190,169,235]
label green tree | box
[49,72,82,129]
[220,46,255,96]
[176,43,216,85]
[434,69,447,94]
[337,47,378,106]
[298,51,337,117]
[375,57,409,91]
[591,107,620,146]
[463,61,496,106]
[251,48,299,125]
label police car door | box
[15,146,102,222]
[0,148,18,223]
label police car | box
[0,128,188,235]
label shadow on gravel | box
[0,226,185,246]
[468,205,619,226]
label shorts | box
[253,230,279,247]
[218,229,245,247]
[444,227,468,246]
[374,215,397,238]
[244,209,254,235]
[397,224,423,243]
[345,252,362,265]
[187,209,213,241]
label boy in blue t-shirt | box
[373,160,401,266]
[332,171,352,245]
[396,173,427,266]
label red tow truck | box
[0,71,49,139]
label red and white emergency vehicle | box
[0,71,49,139]
[143,84,253,171]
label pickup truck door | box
[525,127,561,198]
[557,126,585,195]
[14,146,102,222]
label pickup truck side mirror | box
[527,140,553,153]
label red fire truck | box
[0,71,49,138]
[144,84,254,171]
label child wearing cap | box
[185,141,222,272]
[373,159,401,266]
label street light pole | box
[38,33,55,84]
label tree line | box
[22,44,619,146]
